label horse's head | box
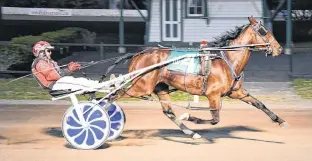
[248,16,283,56]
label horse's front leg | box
[229,87,289,128]
[180,94,221,125]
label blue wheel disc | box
[99,101,126,141]
[62,102,111,150]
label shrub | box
[0,44,27,71]
[0,27,96,71]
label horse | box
[107,16,287,139]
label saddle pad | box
[167,50,200,75]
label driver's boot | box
[88,92,96,101]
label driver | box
[31,41,103,93]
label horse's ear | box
[248,16,258,25]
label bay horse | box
[109,16,288,139]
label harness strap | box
[220,51,239,78]
[201,51,211,95]
[219,51,244,97]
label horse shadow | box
[154,126,284,145]
[43,125,283,148]
[0,136,6,140]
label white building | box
[146,0,266,46]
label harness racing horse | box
[109,16,288,139]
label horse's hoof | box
[192,133,202,139]
[179,113,190,121]
[279,122,290,128]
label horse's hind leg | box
[180,94,221,125]
[114,81,202,138]
[154,83,202,139]
[229,87,289,128]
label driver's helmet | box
[32,41,54,57]
[200,40,208,48]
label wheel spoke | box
[89,126,105,140]
[72,129,86,140]
[90,125,107,133]
[83,128,89,145]
[86,106,97,121]
[109,106,118,117]
[68,111,81,126]
[67,125,83,129]
[89,117,107,124]
[110,127,118,133]
[110,120,122,124]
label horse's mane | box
[208,24,249,47]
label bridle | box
[250,22,275,56]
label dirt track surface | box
[0,101,312,161]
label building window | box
[187,0,205,17]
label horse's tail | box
[100,47,154,82]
